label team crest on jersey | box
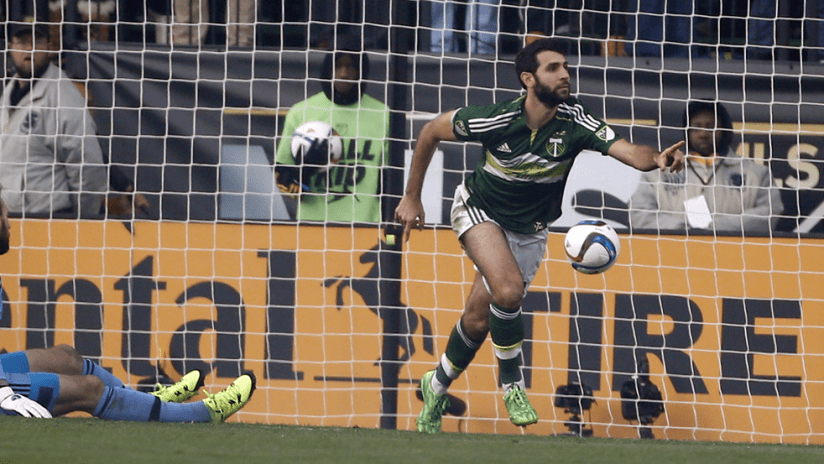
[454,120,468,137]
[596,125,616,142]
[546,137,565,157]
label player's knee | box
[53,344,84,374]
[54,374,107,416]
[492,283,524,310]
[79,375,106,402]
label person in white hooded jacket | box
[0,19,105,218]
[630,100,783,234]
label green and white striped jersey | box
[452,96,621,234]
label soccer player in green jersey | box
[395,38,686,434]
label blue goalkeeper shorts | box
[0,351,60,412]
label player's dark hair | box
[515,38,568,89]
[683,100,735,155]
[320,40,370,105]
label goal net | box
[1,0,824,443]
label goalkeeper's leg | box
[5,346,204,404]
[13,345,126,389]
[16,372,253,422]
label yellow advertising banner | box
[0,219,822,444]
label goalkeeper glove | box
[0,386,52,418]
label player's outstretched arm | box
[395,111,457,242]
[607,139,685,173]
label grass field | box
[3,416,824,464]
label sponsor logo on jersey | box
[454,120,468,137]
[496,142,512,153]
[546,137,566,157]
[533,221,546,231]
[596,125,616,142]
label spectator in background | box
[308,0,390,50]
[747,0,776,59]
[630,100,783,234]
[430,0,500,54]
[0,18,106,218]
[624,0,720,58]
[171,0,256,46]
[747,0,824,61]
[275,45,389,223]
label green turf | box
[3,416,823,464]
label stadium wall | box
[0,220,822,443]
[86,46,824,233]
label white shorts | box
[450,183,548,292]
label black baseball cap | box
[7,16,49,40]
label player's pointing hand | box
[655,140,686,172]
[395,196,426,243]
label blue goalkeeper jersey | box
[452,96,621,234]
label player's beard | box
[534,80,569,107]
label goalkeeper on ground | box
[0,195,255,422]
[395,37,686,434]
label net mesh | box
[1,0,823,443]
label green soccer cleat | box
[416,370,450,434]
[202,373,256,423]
[152,370,204,403]
[504,385,538,427]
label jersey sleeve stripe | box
[467,112,518,133]
[558,103,600,132]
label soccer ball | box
[563,220,621,274]
[289,121,344,167]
